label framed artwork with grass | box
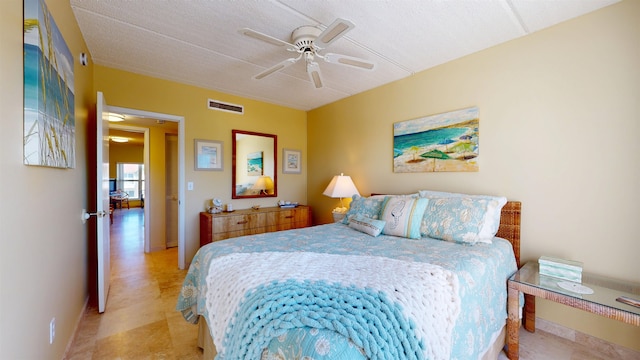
[23,0,75,168]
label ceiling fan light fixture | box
[241,18,370,89]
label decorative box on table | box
[538,256,583,283]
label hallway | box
[65,208,201,359]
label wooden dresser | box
[200,205,312,247]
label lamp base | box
[331,207,347,223]
[332,207,348,214]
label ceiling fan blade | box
[239,28,298,52]
[307,62,323,88]
[314,18,354,49]
[253,58,298,80]
[323,53,376,71]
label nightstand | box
[506,261,640,360]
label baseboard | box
[536,317,640,359]
[63,296,89,359]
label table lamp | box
[323,173,359,220]
[252,175,274,195]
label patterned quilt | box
[176,222,517,360]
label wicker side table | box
[506,261,640,360]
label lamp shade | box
[251,175,274,194]
[322,173,359,199]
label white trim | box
[63,297,89,358]
[108,106,187,269]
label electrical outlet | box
[49,318,55,344]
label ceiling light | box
[110,136,129,143]
[107,113,125,122]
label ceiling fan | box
[239,18,376,89]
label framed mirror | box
[232,130,277,199]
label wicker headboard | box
[496,201,522,268]
[370,194,522,268]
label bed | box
[177,192,521,360]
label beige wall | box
[308,0,639,351]
[93,66,308,261]
[0,0,94,358]
[109,143,144,176]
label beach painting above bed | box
[393,107,479,172]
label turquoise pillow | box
[341,195,386,224]
[348,214,386,237]
[379,196,428,239]
[420,196,507,244]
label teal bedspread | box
[176,222,517,359]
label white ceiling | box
[71,0,618,111]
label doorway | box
[108,106,186,269]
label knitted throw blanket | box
[205,251,461,360]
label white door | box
[165,134,179,247]
[96,92,111,313]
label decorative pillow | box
[341,195,386,224]
[420,196,507,244]
[379,196,429,239]
[348,214,386,237]
[419,190,507,243]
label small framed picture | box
[195,139,223,171]
[282,148,301,174]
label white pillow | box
[348,214,386,237]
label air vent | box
[208,99,244,115]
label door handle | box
[82,209,107,224]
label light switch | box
[187,182,193,190]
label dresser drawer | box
[213,229,267,241]
[200,205,311,247]
[212,213,266,232]
[275,207,309,231]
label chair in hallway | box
[110,190,130,210]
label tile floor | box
[65,208,638,359]
[65,208,200,359]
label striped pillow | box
[380,196,429,239]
